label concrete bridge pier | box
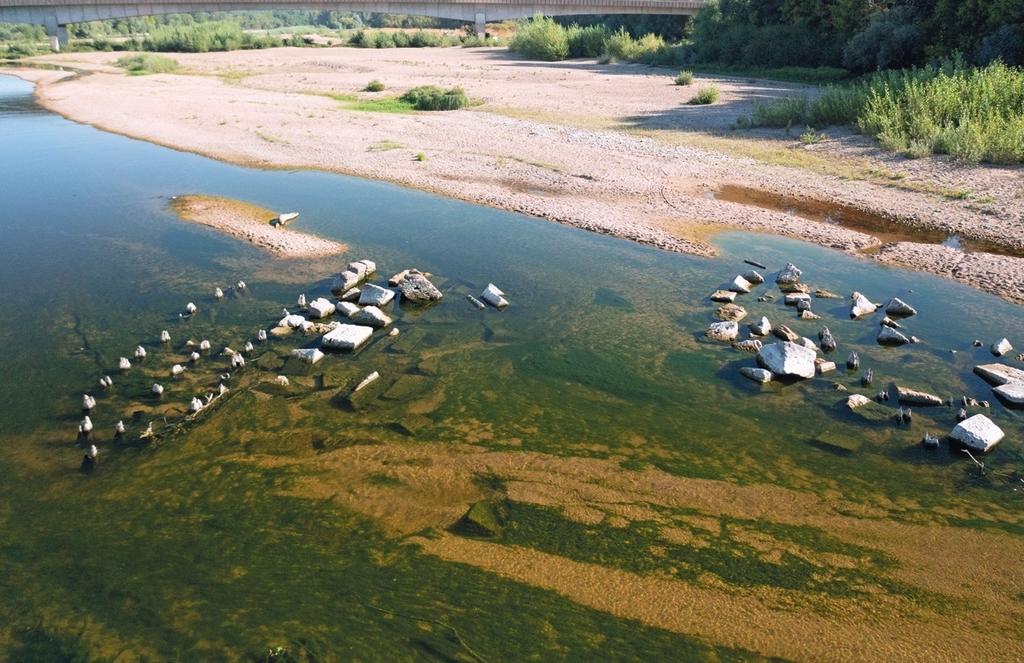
[43,15,68,51]
[474,11,485,38]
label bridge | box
[0,0,704,49]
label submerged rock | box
[359,284,396,307]
[814,289,839,299]
[398,272,443,304]
[949,414,1004,453]
[354,371,380,392]
[715,303,747,322]
[877,326,911,346]
[739,367,772,383]
[991,338,1013,356]
[748,316,771,337]
[321,324,374,351]
[709,289,737,303]
[850,292,877,318]
[705,321,739,342]
[734,339,762,353]
[756,341,817,379]
[885,297,917,317]
[896,386,944,406]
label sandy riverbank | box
[10,48,1024,302]
[170,194,346,257]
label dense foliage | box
[398,85,471,110]
[115,53,179,74]
[747,61,1024,164]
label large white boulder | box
[358,284,396,307]
[279,314,306,328]
[973,363,1024,386]
[321,324,374,351]
[332,270,362,293]
[748,316,771,337]
[705,321,738,342]
[756,341,817,379]
[850,291,878,318]
[351,305,392,328]
[994,382,1024,406]
[776,262,802,285]
[398,272,443,303]
[308,297,336,319]
[729,275,752,293]
[877,326,911,346]
[949,414,1005,453]
[847,394,870,409]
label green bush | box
[675,70,694,86]
[115,53,180,75]
[364,79,385,92]
[566,24,608,58]
[687,85,720,105]
[399,85,470,110]
[142,21,279,52]
[2,42,39,58]
[509,14,568,61]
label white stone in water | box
[950,414,1004,453]
[847,394,870,409]
[218,383,229,395]
[160,330,171,343]
[877,326,911,346]
[756,341,817,379]
[705,321,739,342]
[333,270,362,293]
[388,328,400,337]
[356,259,377,275]
[199,340,211,352]
[739,367,772,383]
[185,302,197,315]
[279,314,306,328]
[784,293,811,306]
[257,329,268,342]
[275,375,290,386]
[231,354,246,368]
[190,352,201,363]
[850,291,877,318]
[481,283,509,308]
[87,444,98,459]
[80,416,93,434]
[98,376,111,389]
[354,371,380,392]
[292,348,325,364]
[236,280,246,290]
[115,420,126,435]
[152,383,164,395]
[729,275,752,293]
[189,397,204,413]
[748,317,771,337]
[171,364,185,376]
[351,305,392,328]
[214,287,224,300]
[800,337,818,351]
[321,324,374,351]
[710,290,737,303]
[885,297,917,317]
[340,288,361,302]
[742,270,764,285]
[388,269,411,286]
[776,262,802,285]
[466,294,486,309]
[244,341,254,353]
[118,357,131,371]
[297,293,307,308]
[134,346,147,360]
[991,338,1013,356]
[347,261,367,280]
[337,302,360,317]
[733,339,762,353]
[973,364,1024,386]
[817,361,837,374]
[223,347,236,356]
[993,381,1024,405]
[82,394,96,410]
[359,284,396,307]
[308,297,336,319]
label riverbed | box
[1,73,1022,661]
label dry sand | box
[10,48,1024,301]
[170,194,345,257]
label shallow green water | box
[0,73,1022,659]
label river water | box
[0,73,1021,659]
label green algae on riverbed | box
[1,74,1023,660]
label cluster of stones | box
[704,261,1014,455]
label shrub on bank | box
[687,85,720,105]
[143,21,279,52]
[509,15,568,61]
[675,70,694,86]
[115,53,180,75]
[364,79,385,92]
[743,61,1024,164]
[399,85,470,110]
[566,24,608,58]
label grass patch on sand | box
[115,53,179,75]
